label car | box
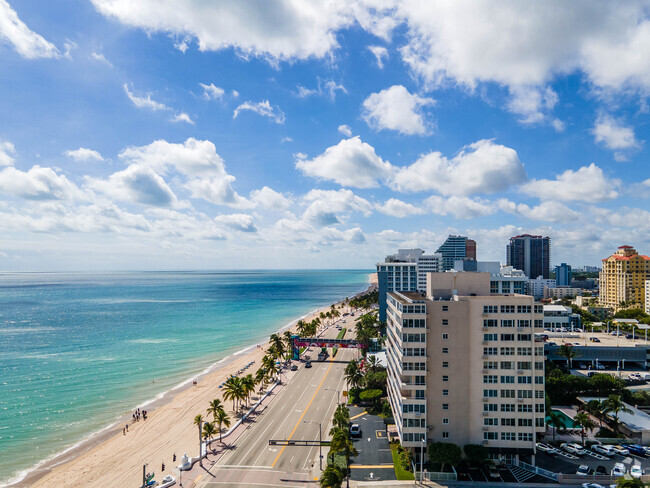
[290,364,298,371]
[590,337,601,343]
[611,462,626,476]
[622,444,647,456]
[582,484,606,488]
[561,443,586,455]
[629,373,642,381]
[350,424,362,438]
[610,445,629,456]
[592,444,615,456]
[594,465,608,475]
[630,465,643,478]
[305,360,312,368]
[536,443,558,454]
[596,363,606,370]
[487,465,500,479]
[576,465,591,476]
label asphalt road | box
[198,317,360,487]
[347,406,395,482]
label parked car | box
[290,364,298,371]
[487,465,500,479]
[611,462,626,476]
[349,424,362,438]
[590,337,601,343]
[626,334,635,339]
[595,363,606,370]
[561,443,586,455]
[576,465,591,476]
[622,444,647,456]
[581,484,606,488]
[592,444,615,456]
[611,445,629,456]
[305,360,312,368]
[629,373,642,381]
[594,465,608,475]
[536,443,558,454]
[630,465,643,478]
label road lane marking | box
[350,411,367,420]
[271,359,335,467]
[349,464,393,468]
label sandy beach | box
[14,277,376,488]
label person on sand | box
[125,424,129,432]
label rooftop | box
[578,397,650,432]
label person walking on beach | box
[125,423,129,432]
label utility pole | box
[198,419,203,468]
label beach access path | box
[22,285,373,488]
[194,318,359,488]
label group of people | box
[122,408,148,435]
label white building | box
[544,287,583,300]
[528,276,555,299]
[543,305,581,331]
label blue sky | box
[0,0,648,271]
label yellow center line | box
[349,410,367,420]
[271,359,335,467]
[349,465,393,469]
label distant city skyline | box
[0,1,648,271]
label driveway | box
[347,406,396,482]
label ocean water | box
[0,270,370,486]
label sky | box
[0,0,648,271]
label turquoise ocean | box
[0,270,370,486]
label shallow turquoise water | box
[0,270,370,486]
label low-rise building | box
[543,287,583,300]
[543,305,581,331]
[528,276,555,299]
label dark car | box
[350,424,362,437]
[290,364,298,371]
[594,465,608,475]
[590,337,601,343]
[623,444,647,457]
[487,465,500,479]
[305,360,312,368]
[626,334,635,339]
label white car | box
[536,443,558,454]
[592,444,615,456]
[611,462,626,477]
[629,373,642,380]
[581,484,606,488]
[630,465,643,478]
[595,363,606,370]
[576,465,590,476]
[561,443,586,455]
[610,445,629,456]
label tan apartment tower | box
[600,246,650,311]
[385,272,545,464]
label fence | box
[511,459,558,481]
[414,468,458,482]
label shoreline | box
[5,277,376,488]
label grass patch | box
[390,443,415,480]
[327,451,348,472]
[336,328,347,339]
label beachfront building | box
[452,261,528,295]
[600,246,650,311]
[436,235,476,271]
[376,249,442,322]
[506,235,551,279]
[385,272,545,463]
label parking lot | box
[347,406,396,482]
[536,444,650,476]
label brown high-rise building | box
[466,239,477,260]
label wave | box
[0,327,57,333]
[126,338,179,344]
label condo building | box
[600,246,650,311]
[555,263,572,287]
[436,235,477,271]
[506,235,551,279]
[385,272,545,462]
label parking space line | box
[375,430,385,438]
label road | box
[197,316,360,487]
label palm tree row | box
[193,398,232,464]
[321,404,357,488]
[222,374,257,412]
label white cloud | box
[249,186,292,210]
[0,165,78,200]
[0,141,16,166]
[368,45,388,68]
[296,79,347,100]
[89,0,391,61]
[338,125,352,137]
[362,85,434,135]
[295,136,393,189]
[281,137,293,143]
[302,189,372,226]
[199,83,225,101]
[391,139,527,196]
[214,213,257,232]
[513,201,580,222]
[65,147,104,163]
[0,0,60,59]
[520,163,619,203]
[123,84,169,111]
[233,100,285,124]
[170,112,194,124]
[376,198,424,218]
[507,86,558,125]
[551,119,566,132]
[91,51,113,66]
[86,164,178,207]
[118,138,252,208]
[424,195,496,220]
[593,114,641,151]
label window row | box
[483,403,545,413]
[483,319,532,328]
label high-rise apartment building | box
[385,272,545,462]
[376,249,443,322]
[555,263,572,287]
[436,235,477,271]
[506,235,551,279]
[600,246,650,311]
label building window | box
[442,403,449,410]
[483,375,498,384]
[484,403,498,412]
[501,432,516,441]
[484,418,498,426]
[518,390,532,399]
[484,333,498,341]
[442,432,449,439]
[518,433,533,442]
[501,319,514,327]
[517,376,532,384]
[484,319,498,327]
[484,432,498,440]
[500,361,513,369]
[415,390,425,399]
[483,389,498,398]
[442,375,449,382]
[500,404,515,412]
[483,305,498,313]
[442,418,449,424]
[501,376,515,384]
[535,376,544,384]
[442,361,449,368]
[442,347,449,354]
[442,389,449,396]
[518,404,533,413]
[500,305,515,313]
[442,305,448,311]
[442,333,449,340]
[500,418,515,426]
[442,319,448,326]
[518,418,532,427]
[500,389,515,398]
[500,333,515,341]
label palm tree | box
[193,414,204,467]
[574,411,596,446]
[296,319,307,337]
[330,429,358,487]
[344,360,363,391]
[603,394,632,433]
[255,367,268,390]
[241,374,256,406]
[207,398,224,423]
[262,354,279,382]
[546,411,566,443]
[202,421,217,451]
[333,404,350,430]
[366,355,380,373]
[222,376,242,411]
[269,334,285,359]
[320,464,343,488]
[215,408,231,443]
[586,399,606,427]
[283,330,294,359]
[558,344,578,368]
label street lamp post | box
[304,420,323,470]
[420,437,426,482]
